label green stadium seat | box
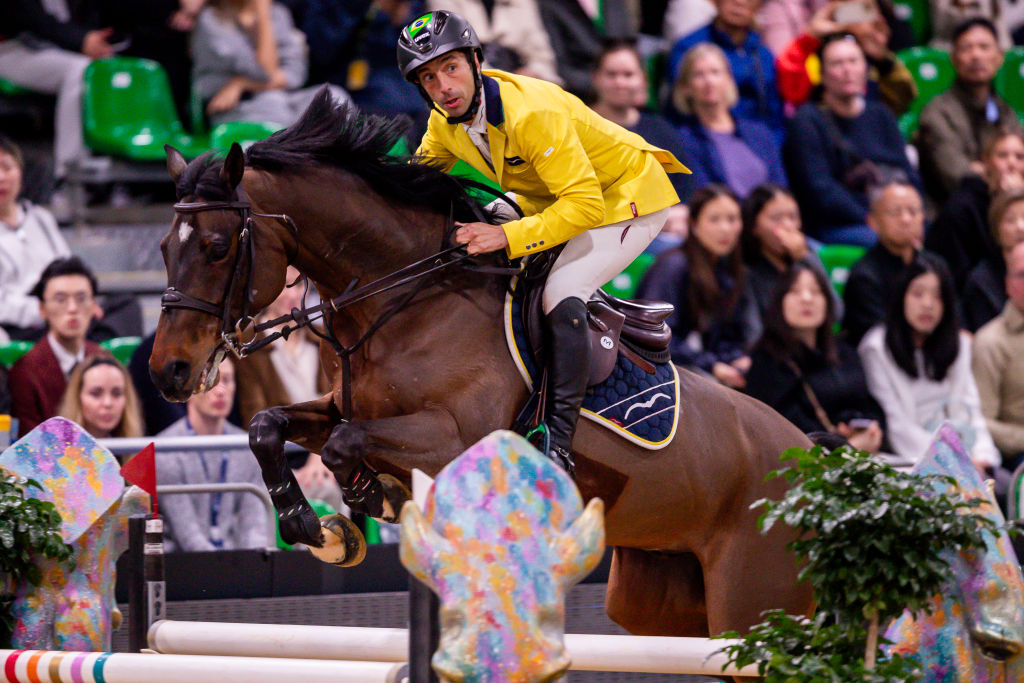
[996,47,1024,115]
[602,252,655,299]
[209,120,282,153]
[817,244,866,297]
[99,335,143,366]
[82,57,209,161]
[896,47,954,139]
[0,78,32,96]
[0,340,33,368]
[892,0,932,45]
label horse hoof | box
[377,473,411,524]
[279,504,325,548]
[307,514,367,567]
[111,607,123,631]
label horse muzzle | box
[151,359,194,402]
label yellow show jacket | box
[415,70,690,259]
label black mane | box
[244,87,486,220]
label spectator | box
[235,266,339,510]
[740,183,841,317]
[927,126,1024,292]
[191,0,350,127]
[9,257,105,436]
[590,40,695,203]
[842,178,934,345]
[859,253,1001,470]
[930,0,1011,50]
[156,357,269,552]
[746,262,886,452]
[0,136,71,341]
[58,354,143,443]
[775,0,917,115]
[301,0,426,127]
[666,0,784,135]
[90,0,208,123]
[637,184,759,389]
[782,32,918,245]
[963,188,1024,330]
[973,241,1024,470]
[917,18,1022,205]
[128,331,186,435]
[664,0,717,45]
[428,0,562,84]
[672,42,787,199]
[535,0,634,99]
[0,0,106,204]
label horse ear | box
[221,142,245,191]
[552,497,605,587]
[399,500,450,592]
[165,145,187,183]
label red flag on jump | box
[120,442,158,515]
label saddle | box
[520,249,673,387]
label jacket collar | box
[482,75,504,127]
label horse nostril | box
[158,360,192,392]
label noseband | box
[161,189,297,358]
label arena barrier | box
[0,649,405,683]
[147,620,760,677]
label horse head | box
[151,143,292,401]
[885,424,1024,679]
[400,431,604,683]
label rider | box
[397,11,689,474]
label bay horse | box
[149,89,812,638]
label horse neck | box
[245,168,462,321]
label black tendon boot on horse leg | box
[543,297,591,476]
[249,407,325,546]
[320,421,410,524]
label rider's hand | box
[454,221,509,255]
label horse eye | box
[207,242,230,260]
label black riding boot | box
[543,297,590,476]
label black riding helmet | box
[397,10,484,124]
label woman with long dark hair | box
[637,184,759,388]
[746,261,885,452]
[858,253,1000,469]
[740,182,841,317]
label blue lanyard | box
[185,419,230,548]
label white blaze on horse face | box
[178,221,194,244]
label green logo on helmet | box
[407,13,432,38]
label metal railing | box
[98,434,304,552]
[158,482,277,551]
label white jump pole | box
[0,649,405,683]
[147,621,760,677]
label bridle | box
[159,179,523,419]
[160,187,299,358]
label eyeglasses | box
[44,292,93,309]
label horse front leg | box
[319,407,467,521]
[249,394,342,547]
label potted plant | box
[716,445,998,681]
[0,471,73,647]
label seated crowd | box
[4,0,1024,545]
